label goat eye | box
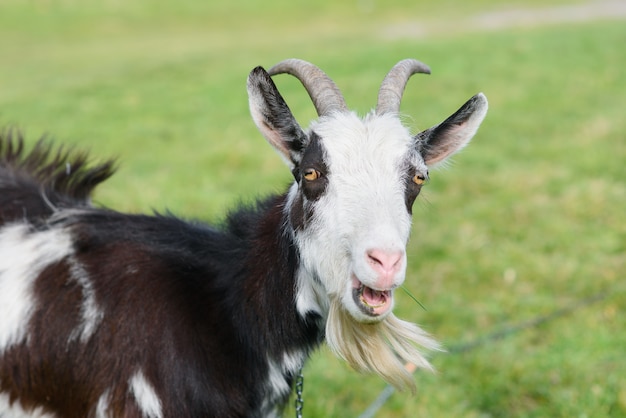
[413,174,426,185]
[303,168,320,181]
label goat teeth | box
[360,286,389,308]
[352,277,392,316]
[361,297,385,308]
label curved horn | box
[376,59,431,115]
[268,59,348,117]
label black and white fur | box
[0,59,487,417]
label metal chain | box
[294,369,304,418]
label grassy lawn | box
[1,0,624,417]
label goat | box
[0,59,487,417]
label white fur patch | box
[0,392,57,418]
[295,112,417,320]
[266,360,290,397]
[281,350,307,378]
[129,371,163,418]
[95,390,111,418]
[264,350,307,409]
[0,224,73,352]
[259,349,308,416]
[294,269,328,321]
[67,259,103,342]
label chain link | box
[294,369,304,418]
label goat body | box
[0,59,487,417]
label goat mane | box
[0,129,116,203]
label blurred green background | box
[1,0,624,416]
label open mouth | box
[352,276,393,317]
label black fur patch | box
[0,129,115,225]
[403,161,428,214]
[0,133,323,417]
[298,132,328,202]
[290,132,329,230]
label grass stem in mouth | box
[400,286,427,311]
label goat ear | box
[247,66,308,168]
[416,93,488,167]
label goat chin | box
[325,298,441,393]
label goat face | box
[249,59,487,390]
[292,112,418,323]
[248,59,487,325]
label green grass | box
[1,1,624,416]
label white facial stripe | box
[313,112,415,241]
[129,371,163,418]
[0,223,73,352]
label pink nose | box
[366,249,404,289]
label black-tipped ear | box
[416,93,488,166]
[247,66,308,168]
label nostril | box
[367,251,382,267]
[366,249,404,274]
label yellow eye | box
[413,174,426,185]
[303,168,320,181]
